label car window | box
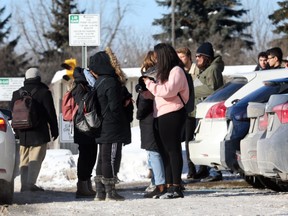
[235,83,288,106]
[204,78,247,102]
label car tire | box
[257,176,283,192]
[0,179,14,204]
[244,175,265,189]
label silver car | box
[0,109,19,204]
[257,93,288,182]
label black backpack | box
[178,72,195,113]
[74,78,106,137]
[11,87,40,130]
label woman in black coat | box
[89,48,131,201]
[71,67,97,198]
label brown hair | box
[154,43,184,83]
[140,51,156,74]
[176,47,192,61]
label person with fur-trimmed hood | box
[89,48,132,201]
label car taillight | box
[272,103,288,124]
[205,101,226,119]
[0,118,7,132]
[258,113,268,131]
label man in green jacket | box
[193,42,225,182]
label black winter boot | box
[20,166,29,192]
[76,181,95,198]
[102,178,125,201]
[87,179,96,195]
[94,176,105,201]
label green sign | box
[70,15,79,23]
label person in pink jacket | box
[143,43,189,199]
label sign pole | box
[82,46,87,68]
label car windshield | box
[204,78,247,102]
[235,83,288,106]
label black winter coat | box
[10,77,59,147]
[136,92,159,151]
[95,75,131,145]
[71,69,96,145]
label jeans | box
[147,150,165,186]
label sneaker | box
[145,183,156,192]
[143,187,166,198]
[200,175,223,182]
[159,186,184,199]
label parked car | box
[0,108,19,204]
[240,91,288,191]
[190,76,248,169]
[257,93,288,182]
[189,68,288,171]
[221,78,288,174]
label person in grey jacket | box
[194,42,224,182]
[11,68,59,192]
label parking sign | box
[69,14,100,46]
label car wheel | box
[257,176,283,192]
[0,179,14,204]
[244,175,265,189]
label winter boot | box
[102,178,125,201]
[94,176,105,201]
[20,166,29,192]
[76,181,95,198]
[87,179,96,195]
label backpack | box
[74,78,106,137]
[178,72,195,113]
[62,84,78,122]
[11,87,40,130]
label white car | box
[189,68,288,171]
[0,109,19,204]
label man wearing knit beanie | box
[10,67,59,192]
[25,68,40,79]
[193,42,225,182]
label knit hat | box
[25,68,40,79]
[196,42,214,58]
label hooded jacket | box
[89,52,131,144]
[194,55,224,100]
[10,77,59,147]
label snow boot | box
[20,166,29,192]
[87,179,96,195]
[94,176,105,201]
[76,180,95,198]
[102,178,125,201]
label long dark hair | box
[154,43,184,83]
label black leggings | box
[96,143,122,178]
[77,143,97,181]
[156,108,186,185]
